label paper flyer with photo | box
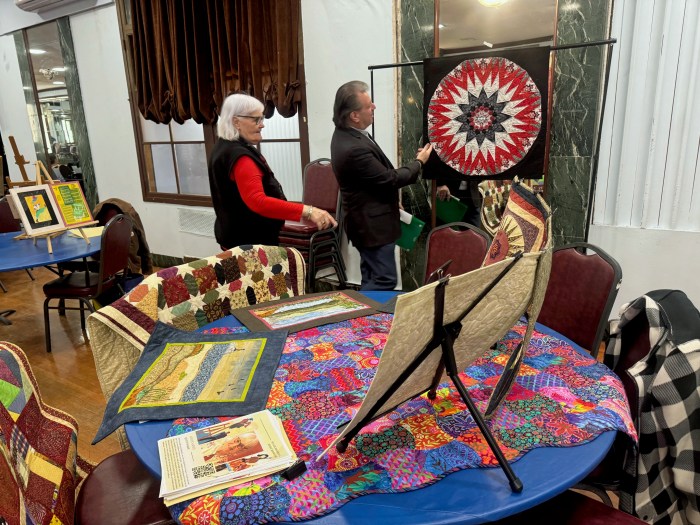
[158,409,297,504]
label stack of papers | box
[158,409,297,504]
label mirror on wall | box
[437,0,557,55]
[24,21,81,181]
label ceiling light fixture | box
[52,66,66,72]
[52,81,65,85]
[39,68,55,80]
[478,0,509,7]
[29,48,47,54]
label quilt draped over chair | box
[86,245,305,446]
[0,341,93,525]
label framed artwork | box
[8,184,65,236]
[49,182,94,227]
[231,290,382,333]
[422,46,551,181]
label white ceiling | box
[438,0,557,52]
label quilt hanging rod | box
[367,37,616,138]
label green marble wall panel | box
[397,0,434,291]
[547,0,613,246]
[548,155,591,243]
[57,18,98,210]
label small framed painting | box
[49,181,94,227]
[8,184,65,236]
[231,290,382,332]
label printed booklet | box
[158,409,297,505]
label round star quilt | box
[428,57,542,177]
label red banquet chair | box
[278,158,346,291]
[75,449,176,525]
[423,222,490,284]
[537,242,622,356]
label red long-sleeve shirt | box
[231,156,303,221]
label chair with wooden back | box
[537,242,622,356]
[423,222,490,284]
[43,213,133,352]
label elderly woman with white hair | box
[208,93,336,250]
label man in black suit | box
[330,81,432,290]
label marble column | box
[397,0,434,291]
[57,18,99,210]
[547,0,613,246]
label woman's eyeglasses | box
[235,115,264,125]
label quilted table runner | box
[167,315,636,525]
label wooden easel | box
[4,135,35,189]
[14,161,97,254]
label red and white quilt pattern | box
[428,57,542,177]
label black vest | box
[208,139,286,249]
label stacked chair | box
[278,158,347,291]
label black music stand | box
[331,251,549,493]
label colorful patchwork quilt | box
[0,342,93,525]
[166,316,636,525]
[86,245,306,448]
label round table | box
[125,302,619,525]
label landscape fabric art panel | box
[231,290,381,333]
[94,322,288,443]
[422,46,550,181]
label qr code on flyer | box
[192,463,216,479]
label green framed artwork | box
[49,181,94,227]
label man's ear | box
[349,111,359,124]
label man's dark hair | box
[332,81,369,128]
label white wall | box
[5,0,696,304]
[0,1,397,265]
[302,0,396,164]
[588,225,700,316]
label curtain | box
[130,0,302,124]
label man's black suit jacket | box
[330,127,422,249]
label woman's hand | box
[303,205,338,230]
